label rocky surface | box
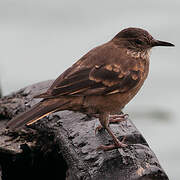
[0,80,169,180]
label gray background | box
[0,0,179,179]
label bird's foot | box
[109,113,129,123]
[95,113,128,134]
[97,136,127,151]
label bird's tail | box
[6,99,70,130]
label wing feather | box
[35,43,145,99]
[47,64,141,97]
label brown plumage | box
[7,27,174,150]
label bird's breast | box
[114,57,150,110]
[84,57,150,114]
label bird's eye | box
[135,39,143,45]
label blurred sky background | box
[0,0,179,179]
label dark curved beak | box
[152,40,175,47]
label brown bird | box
[7,27,174,150]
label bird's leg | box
[97,112,127,151]
[95,112,128,134]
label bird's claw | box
[97,136,127,151]
[97,142,127,151]
[109,113,129,123]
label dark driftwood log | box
[0,80,169,180]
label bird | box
[6,27,174,151]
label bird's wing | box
[44,62,142,97]
[35,42,146,98]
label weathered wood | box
[0,80,169,180]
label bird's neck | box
[126,48,151,60]
[112,39,151,60]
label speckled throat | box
[126,49,151,60]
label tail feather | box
[6,99,70,130]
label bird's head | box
[113,27,174,51]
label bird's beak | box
[152,39,175,47]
